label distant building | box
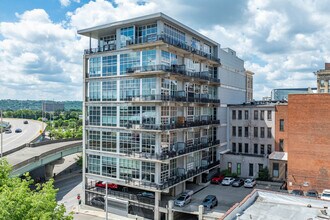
[42,102,64,112]
[245,70,254,102]
[316,63,330,93]
[271,88,316,101]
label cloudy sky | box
[1,0,329,101]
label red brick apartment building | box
[287,94,330,191]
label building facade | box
[316,63,330,93]
[271,88,316,101]
[245,70,254,102]
[222,102,277,178]
[78,13,246,219]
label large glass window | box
[120,52,140,75]
[88,106,100,126]
[120,79,140,100]
[87,130,100,150]
[267,127,272,138]
[120,106,140,127]
[137,23,157,43]
[87,154,100,175]
[102,156,116,178]
[161,163,169,183]
[161,50,177,66]
[142,78,156,96]
[102,81,117,101]
[142,133,155,154]
[142,50,156,67]
[142,106,156,125]
[102,106,116,126]
[119,132,140,154]
[102,131,116,152]
[120,26,134,47]
[119,159,140,179]
[164,23,185,44]
[89,81,101,101]
[142,162,155,182]
[89,57,101,77]
[102,55,117,76]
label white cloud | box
[59,0,80,7]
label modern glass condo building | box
[78,13,246,220]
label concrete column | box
[198,205,204,220]
[154,191,161,220]
[155,162,161,184]
[45,164,55,180]
[168,200,174,220]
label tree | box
[257,167,270,181]
[0,159,73,220]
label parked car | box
[91,196,105,207]
[4,129,12,134]
[321,189,330,201]
[211,174,225,184]
[15,128,22,133]
[23,120,28,124]
[174,193,192,207]
[290,189,304,196]
[202,195,218,210]
[137,192,155,199]
[95,181,119,190]
[221,177,235,186]
[232,178,244,187]
[244,178,257,188]
[306,190,318,198]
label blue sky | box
[0,0,329,101]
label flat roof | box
[228,100,288,107]
[269,152,287,161]
[77,12,219,46]
[223,190,330,220]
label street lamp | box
[103,181,109,220]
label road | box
[1,118,45,153]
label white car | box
[174,193,192,207]
[221,177,235,186]
[321,189,330,201]
[244,178,257,188]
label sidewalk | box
[73,205,138,220]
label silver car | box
[244,178,257,188]
[174,193,191,207]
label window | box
[89,81,101,101]
[87,130,100,150]
[137,23,157,43]
[119,106,140,127]
[258,164,263,173]
[279,119,284,131]
[254,127,258,138]
[320,79,325,87]
[88,106,100,126]
[142,106,156,125]
[228,162,232,173]
[161,163,169,183]
[267,144,272,154]
[260,127,265,138]
[249,163,254,176]
[102,106,117,126]
[102,131,116,152]
[102,156,117,178]
[254,144,258,154]
[267,127,272,138]
[119,132,140,154]
[89,57,101,77]
[161,50,177,66]
[142,133,155,154]
[102,55,117,76]
[232,110,236,120]
[232,143,236,153]
[260,110,264,120]
[254,110,258,120]
[237,143,243,153]
[120,26,134,47]
[119,159,140,179]
[244,110,249,120]
[142,49,156,66]
[237,163,241,175]
[267,110,272,120]
[260,144,265,154]
[142,78,156,96]
[279,139,284,152]
[238,127,242,137]
[102,81,117,101]
[244,127,249,137]
[273,162,279,177]
[120,79,140,100]
[87,154,100,175]
[232,126,236,136]
[245,143,249,153]
[164,23,185,44]
[120,52,140,75]
[238,110,242,120]
[142,162,155,182]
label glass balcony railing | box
[84,43,117,54]
[126,64,220,84]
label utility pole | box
[106,182,108,220]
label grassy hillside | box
[0,100,82,111]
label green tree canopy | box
[0,159,73,220]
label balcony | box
[83,34,221,64]
[120,93,220,104]
[126,64,220,84]
[121,139,220,161]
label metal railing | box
[84,43,117,55]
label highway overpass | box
[6,139,82,177]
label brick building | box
[287,94,330,192]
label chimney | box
[325,63,330,70]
